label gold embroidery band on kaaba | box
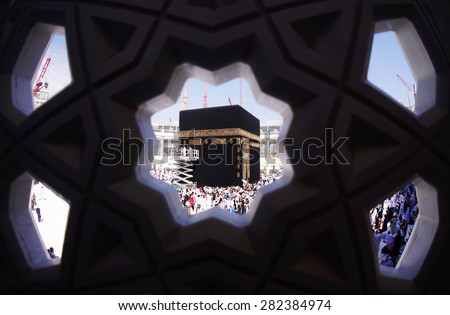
[210,138,226,145]
[241,138,251,180]
[179,128,260,142]
[188,139,202,145]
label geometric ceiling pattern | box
[0,0,449,294]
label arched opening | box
[135,63,293,225]
[367,19,436,116]
[9,172,70,269]
[11,23,72,115]
[367,178,438,280]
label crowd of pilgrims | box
[369,183,419,268]
[151,167,283,215]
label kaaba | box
[179,105,260,187]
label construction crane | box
[203,82,208,108]
[239,77,243,107]
[396,74,416,112]
[228,89,236,105]
[181,79,189,110]
[32,57,51,108]
[228,78,248,106]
